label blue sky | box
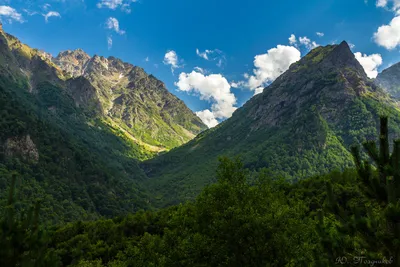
[1,0,400,127]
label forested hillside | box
[0,67,155,224]
[1,117,398,266]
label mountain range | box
[2,27,400,219]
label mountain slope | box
[0,28,161,223]
[53,50,207,150]
[142,41,400,206]
[0,27,205,223]
[375,62,400,99]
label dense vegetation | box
[0,74,154,224]
[0,117,398,266]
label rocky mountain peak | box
[325,41,365,74]
[54,49,91,77]
[242,41,380,133]
[56,49,90,60]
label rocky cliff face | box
[53,49,207,149]
[4,135,39,163]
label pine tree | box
[319,117,399,266]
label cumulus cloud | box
[376,0,400,9]
[196,48,226,68]
[105,17,125,35]
[288,34,319,50]
[354,52,383,78]
[43,11,61,22]
[299,36,319,50]
[288,34,297,45]
[195,110,219,128]
[377,0,388,7]
[0,6,23,23]
[316,32,324,37]
[374,16,400,49]
[97,0,138,13]
[230,80,246,88]
[107,36,113,50]
[245,45,301,93]
[175,71,237,126]
[163,50,182,73]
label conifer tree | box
[319,117,399,266]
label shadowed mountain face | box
[142,41,400,206]
[376,62,400,99]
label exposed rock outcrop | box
[4,135,39,163]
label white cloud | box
[175,71,237,124]
[195,109,219,128]
[299,36,319,50]
[105,17,125,35]
[97,0,138,13]
[354,52,383,78]
[163,50,181,73]
[196,48,226,68]
[97,0,123,9]
[349,43,356,49]
[374,16,400,49]
[0,6,23,23]
[376,0,400,9]
[145,56,149,62]
[196,49,209,60]
[230,80,246,88]
[194,66,205,74]
[377,0,388,7]
[245,45,301,93]
[43,4,51,11]
[43,11,61,23]
[23,9,38,16]
[289,34,297,45]
[316,32,324,37]
[107,36,113,50]
[288,34,319,50]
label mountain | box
[52,49,207,150]
[142,41,400,206]
[375,62,400,99]
[0,27,204,223]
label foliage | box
[0,74,154,224]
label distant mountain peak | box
[0,28,207,151]
[376,61,400,99]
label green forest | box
[1,117,399,266]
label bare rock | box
[4,135,39,163]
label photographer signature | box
[336,256,394,266]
